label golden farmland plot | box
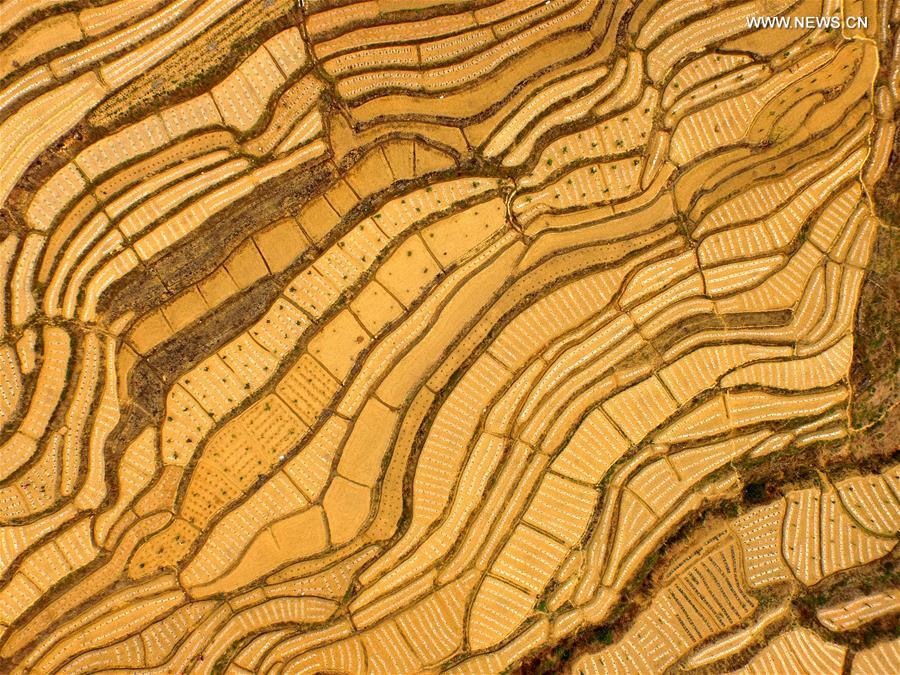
[0,0,897,672]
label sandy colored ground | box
[0,0,897,673]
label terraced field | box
[0,0,898,673]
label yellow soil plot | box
[0,0,896,672]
